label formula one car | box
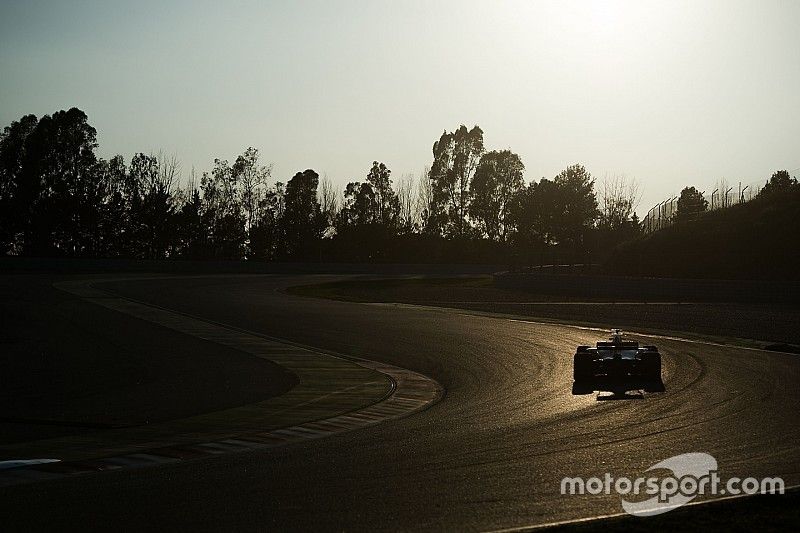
[572,330,663,394]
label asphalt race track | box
[2,274,800,531]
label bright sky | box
[2,0,798,211]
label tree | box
[552,164,599,247]
[416,166,436,235]
[17,108,99,255]
[201,160,246,259]
[233,147,272,232]
[174,170,209,259]
[674,186,708,222]
[92,154,129,256]
[509,164,599,254]
[428,125,484,237]
[282,169,323,258]
[0,114,39,253]
[338,181,377,228]
[193,148,276,259]
[318,174,339,238]
[396,173,418,234]
[336,162,400,234]
[365,161,399,228]
[509,179,563,247]
[125,152,179,258]
[597,175,642,247]
[760,170,798,197]
[249,183,285,260]
[599,175,640,230]
[469,150,525,242]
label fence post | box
[669,196,677,225]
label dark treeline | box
[2,108,794,264]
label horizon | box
[2,0,799,211]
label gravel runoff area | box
[287,276,800,349]
[0,274,298,444]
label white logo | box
[621,452,716,516]
[560,452,784,516]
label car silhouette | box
[572,330,664,394]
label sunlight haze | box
[1,0,798,210]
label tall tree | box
[0,114,38,253]
[469,150,525,242]
[18,108,99,255]
[365,161,399,228]
[552,164,598,247]
[232,147,272,234]
[338,181,377,228]
[428,125,484,237]
[282,169,322,258]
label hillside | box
[604,189,800,280]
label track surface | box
[3,274,800,531]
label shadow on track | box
[572,378,666,399]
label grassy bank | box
[605,189,800,280]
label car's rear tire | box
[641,351,661,380]
[572,381,594,395]
[574,352,594,381]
